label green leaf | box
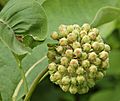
[0,0,47,41]
[107,50,120,75]
[12,39,50,100]
[91,6,120,27]
[0,42,21,101]
[0,21,30,55]
[42,0,118,34]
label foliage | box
[0,0,120,101]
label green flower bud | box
[55,79,62,85]
[67,66,75,74]
[74,48,82,57]
[96,35,103,42]
[65,49,73,58]
[70,59,79,68]
[82,43,91,52]
[72,41,81,49]
[72,29,79,35]
[92,42,100,51]
[81,35,90,43]
[78,86,89,94]
[50,74,56,82]
[76,67,84,75]
[89,65,97,73]
[67,25,74,33]
[51,31,59,40]
[88,52,97,61]
[99,43,105,51]
[76,76,85,84]
[82,60,90,68]
[67,33,77,43]
[58,65,67,73]
[48,62,56,71]
[81,52,88,60]
[47,51,56,61]
[61,57,69,66]
[96,72,104,80]
[59,24,66,31]
[59,38,68,46]
[82,23,90,32]
[87,79,95,88]
[104,44,111,52]
[56,46,63,53]
[91,28,99,35]
[54,71,62,80]
[59,25,67,37]
[99,51,108,61]
[62,76,70,85]
[101,59,109,69]
[79,30,87,38]
[88,32,97,40]
[93,58,101,66]
[69,85,78,94]
[71,77,77,85]
[73,24,81,31]
[60,84,70,92]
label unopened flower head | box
[47,23,110,94]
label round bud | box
[71,77,77,85]
[65,49,73,58]
[50,74,56,82]
[88,52,97,61]
[58,65,66,73]
[47,51,56,61]
[89,65,97,73]
[101,59,109,69]
[82,43,91,52]
[81,52,88,60]
[72,29,79,35]
[77,76,85,84]
[96,35,103,42]
[51,31,59,40]
[69,85,78,94]
[82,60,90,68]
[96,72,104,80]
[48,62,56,71]
[81,35,90,43]
[99,43,105,51]
[88,32,97,40]
[56,46,63,53]
[76,67,84,75]
[78,86,89,94]
[59,38,68,46]
[82,23,90,31]
[67,33,77,43]
[62,76,70,85]
[70,59,79,68]
[60,57,69,66]
[74,48,82,57]
[73,24,81,31]
[99,51,108,60]
[79,30,87,38]
[104,44,111,52]
[59,24,66,32]
[72,41,81,49]
[59,24,67,37]
[92,42,100,51]
[67,25,74,33]
[91,28,99,35]
[60,84,70,92]
[67,66,75,74]
[54,71,62,80]
[93,58,101,66]
[87,79,95,88]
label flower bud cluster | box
[47,23,110,94]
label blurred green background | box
[0,0,120,101]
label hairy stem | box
[24,67,48,101]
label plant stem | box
[12,54,28,101]
[24,67,48,101]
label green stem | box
[24,67,48,101]
[13,54,28,101]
